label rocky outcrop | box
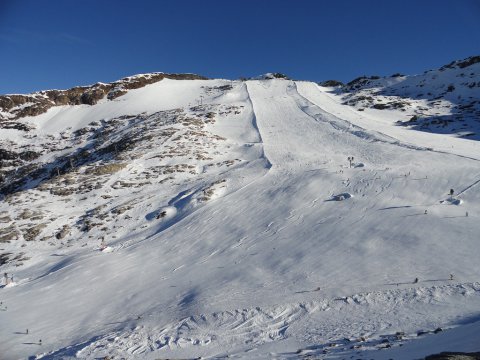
[440,55,480,70]
[0,72,208,127]
[0,149,41,163]
[425,352,480,360]
[319,79,344,87]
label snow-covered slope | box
[332,56,480,140]
[1,62,480,360]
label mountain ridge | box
[0,72,208,125]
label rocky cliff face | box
[0,72,208,128]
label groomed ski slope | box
[1,79,480,359]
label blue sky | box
[1,0,479,94]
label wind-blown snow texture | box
[1,57,480,360]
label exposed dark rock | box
[21,224,47,241]
[0,252,29,267]
[55,225,71,240]
[271,73,288,79]
[319,80,344,87]
[0,149,17,161]
[19,151,41,161]
[0,224,19,243]
[1,122,35,131]
[425,352,480,360]
[0,252,11,266]
[373,103,389,110]
[73,127,92,137]
[441,56,480,70]
[346,76,369,88]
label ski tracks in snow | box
[295,81,480,162]
[47,282,480,359]
[290,81,430,154]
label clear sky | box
[1,0,479,94]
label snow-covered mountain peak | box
[1,58,480,360]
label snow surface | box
[1,75,480,359]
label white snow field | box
[1,74,480,359]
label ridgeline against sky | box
[0,0,479,94]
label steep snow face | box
[1,72,480,360]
